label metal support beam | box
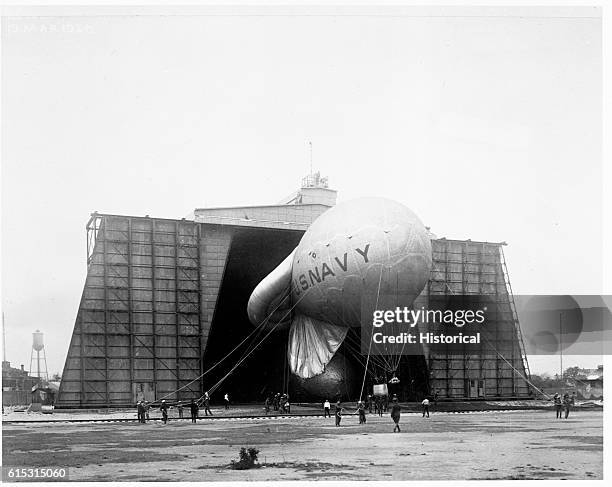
[128,218,135,403]
[150,218,157,398]
[197,223,204,397]
[174,221,181,400]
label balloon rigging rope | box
[477,323,551,399]
[358,265,384,403]
[150,284,293,405]
[390,273,402,373]
[429,260,549,399]
[342,331,389,373]
[381,200,393,365]
[322,288,395,374]
[284,337,290,395]
[229,300,279,370]
[204,290,311,400]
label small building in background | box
[2,360,41,406]
[30,382,60,412]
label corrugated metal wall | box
[56,215,232,408]
[425,239,531,399]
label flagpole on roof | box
[309,141,313,175]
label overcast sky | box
[1,5,604,375]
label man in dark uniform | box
[358,401,367,424]
[203,393,213,416]
[391,398,401,433]
[137,401,144,423]
[160,400,169,424]
[190,400,199,423]
[335,401,343,426]
[563,393,572,419]
[554,393,563,419]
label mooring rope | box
[150,287,293,405]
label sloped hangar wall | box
[56,215,231,408]
[423,239,532,399]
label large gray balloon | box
[248,197,432,380]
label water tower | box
[29,330,49,382]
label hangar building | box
[56,175,532,407]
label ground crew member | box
[367,394,373,413]
[391,398,401,433]
[224,393,230,410]
[198,392,213,416]
[203,393,213,416]
[137,401,144,423]
[563,393,572,419]
[264,396,271,415]
[160,400,169,424]
[323,399,331,418]
[279,393,289,413]
[378,397,384,417]
[358,401,366,424]
[335,401,343,426]
[422,397,430,418]
[554,393,562,419]
[190,400,199,423]
[177,402,184,419]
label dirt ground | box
[2,409,603,481]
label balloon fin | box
[288,314,348,379]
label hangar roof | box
[191,203,331,230]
